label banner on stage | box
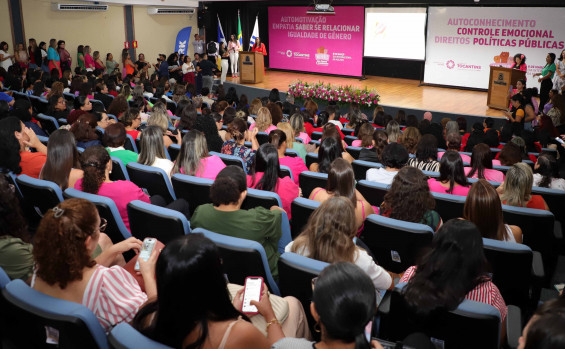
[268,6,364,77]
[175,27,192,55]
[424,7,565,89]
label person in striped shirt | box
[31,198,157,332]
[400,219,507,324]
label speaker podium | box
[239,51,264,84]
[487,66,526,110]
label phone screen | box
[242,277,262,313]
[134,238,156,271]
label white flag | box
[217,15,227,45]
[249,16,259,49]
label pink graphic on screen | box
[268,6,365,77]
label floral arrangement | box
[288,80,380,108]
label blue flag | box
[174,26,192,55]
[217,15,226,45]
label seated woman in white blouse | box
[137,126,174,179]
[533,152,565,191]
[286,196,393,294]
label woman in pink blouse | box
[400,220,507,323]
[172,131,226,180]
[464,143,505,183]
[74,146,190,231]
[247,143,299,219]
[228,34,240,78]
[270,129,307,185]
[31,198,156,332]
[428,150,470,196]
[84,45,95,71]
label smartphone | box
[134,238,157,271]
[241,277,263,314]
[555,137,565,144]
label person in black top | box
[93,82,113,109]
[197,54,216,92]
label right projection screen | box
[424,7,565,89]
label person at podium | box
[510,53,527,73]
[252,37,268,56]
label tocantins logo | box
[286,50,292,57]
[446,60,455,69]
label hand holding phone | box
[241,277,263,314]
[556,137,565,144]
[135,238,157,271]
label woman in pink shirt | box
[250,107,277,134]
[464,143,505,183]
[171,131,226,180]
[247,143,299,219]
[351,122,375,148]
[74,146,190,231]
[428,150,470,196]
[270,129,307,185]
[84,45,95,71]
[290,113,311,144]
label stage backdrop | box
[424,7,565,89]
[268,6,364,77]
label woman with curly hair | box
[398,126,421,154]
[310,158,374,231]
[108,95,129,118]
[407,134,440,172]
[31,198,155,331]
[221,118,259,173]
[249,97,262,116]
[288,196,392,292]
[71,113,101,149]
[380,166,442,231]
[251,107,277,133]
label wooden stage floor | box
[229,70,506,118]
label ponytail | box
[79,145,110,194]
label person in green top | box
[190,165,284,279]
[102,122,139,165]
[77,44,86,70]
[106,53,119,75]
[534,52,557,110]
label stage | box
[227,70,507,119]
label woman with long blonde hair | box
[288,196,392,292]
[252,107,277,133]
[498,162,549,210]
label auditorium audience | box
[438,133,471,163]
[137,126,174,179]
[352,122,375,148]
[193,114,224,153]
[277,122,307,162]
[120,107,142,140]
[247,143,299,218]
[252,107,277,133]
[11,99,47,137]
[71,113,101,149]
[407,134,440,172]
[309,137,341,173]
[172,131,225,179]
[190,166,284,279]
[380,166,442,232]
[398,126,420,154]
[366,142,408,185]
[497,162,549,210]
[47,95,70,119]
[0,116,47,178]
[270,129,307,184]
[309,158,374,231]
[400,219,507,323]
[147,110,180,149]
[428,151,470,195]
[31,198,153,331]
[289,196,391,292]
[67,95,92,124]
[40,129,83,189]
[386,120,401,143]
[463,180,522,243]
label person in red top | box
[0,117,47,179]
[251,37,267,56]
[497,162,549,210]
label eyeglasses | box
[99,218,107,232]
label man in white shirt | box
[192,34,205,55]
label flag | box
[249,16,259,49]
[174,26,192,55]
[237,10,243,51]
[217,15,226,45]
